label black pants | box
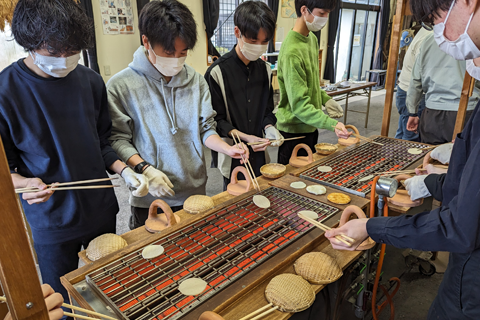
[130,205,183,230]
[277,130,318,165]
[419,108,473,145]
[34,214,117,320]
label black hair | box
[11,0,94,55]
[139,0,197,54]
[410,0,454,24]
[295,0,337,17]
[234,1,276,42]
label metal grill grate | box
[300,137,428,197]
[85,187,338,320]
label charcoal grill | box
[83,187,339,320]
[299,137,429,197]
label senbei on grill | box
[64,187,341,320]
[297,137,430,197]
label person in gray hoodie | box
[107,0,248,230]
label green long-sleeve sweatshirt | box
[276,30,338,133]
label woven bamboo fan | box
[183,195,214,215]
[294,252,343,285]
[239,274,315,320]
[86,233,127,261]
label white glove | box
[431,143,453,164]
[265,126,284,147]
[404,175,431,201]
[121,167,149,197]
[324,99,344,118]
[143,166,175,198]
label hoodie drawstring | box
[160,79,178,135]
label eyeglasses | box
[420,12,434,31]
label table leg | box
[365,87,372,128]
[344,94,349,124]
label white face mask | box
[304,8,328,32]
[433,0,480,60]
[149,45,186,77]
[239,36,268,61]
[466,59,480,80]
[30,51,80,78]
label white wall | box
[92,0,208,81]
[92,0,141,82]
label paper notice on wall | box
[100,0,134,35]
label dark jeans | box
[34,214,117,320]
[130,205,184,230]
[395,87,425,141]
[277,130,319,165]
[419,107,473,145]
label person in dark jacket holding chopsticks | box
[0,1,148,319]
[325,1,480,319]
[205,1,281,189]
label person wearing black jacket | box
[205,1,281,189]
[0,1,148,318]
[325,0,480,319]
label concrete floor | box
[108,90,443,319]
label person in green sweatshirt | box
[276,0,350,164]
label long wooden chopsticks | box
[16,185,119,194]
[0,296,117,320]
[239,303,279,320]
[232,132,261,192]
[247,136,306,146]
[15,177,119,194]
[298,213,354,247]
[330,125,383,146]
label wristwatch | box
[134,161,150,174]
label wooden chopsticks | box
[232,132,261,192]
[375,170,416,176]
[298,213,354,246]
[247,136,306,146]
[330,125,383,146]
[0,296,117,320]
[15,177,119,194]
[353,134,384,146]
[239,303,279,320]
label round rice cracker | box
[327,193,351,205]
[253,195,271,208]
[290,181,307,189]
[179,278,208,296]
[306,185,327,195]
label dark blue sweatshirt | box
[0,60,119,244]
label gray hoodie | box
[107,46,218,208]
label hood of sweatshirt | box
[128,46,196,134]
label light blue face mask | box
[30,51,80,77]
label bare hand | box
[406,116,419,132]
[228,142,250,163]
[246,135,270,152]
[22,178,56,205]
[4,284,64,320]
[334,122,352,139]
[324,218,369,250]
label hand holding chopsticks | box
[298,213,354,246]
[247,136,306,146]
[15,177,119,194]
[330,125,384,146]
[0,295,118,320]
[231,132,261,192]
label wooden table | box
[70,140,430,320]
[78,151,344,263]
[325,82,377,128]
